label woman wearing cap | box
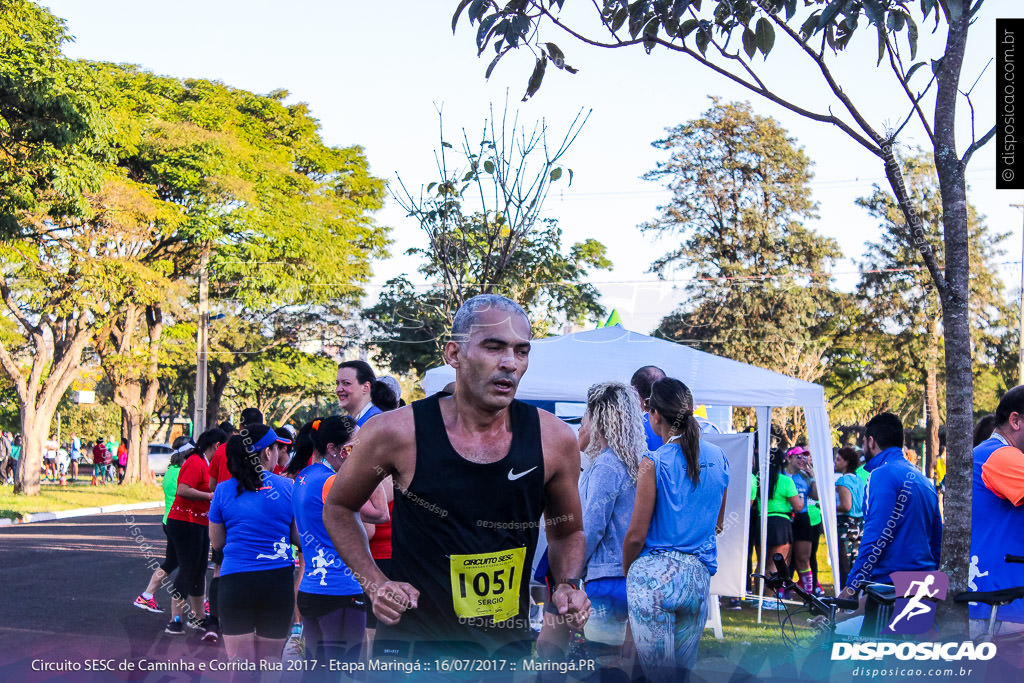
[209,423,297,670]
[164,428,226,635]
[288,416,389,675]
[763,449,802,605]
[622,378,729,681]
[785,445,819,596]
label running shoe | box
[726,598,743,610]
[759,599,786,611]
[204,600,210,616]
[133,595,163,613]
[186,615,205,632]
[164,620,185,635]
[201,620,219,644]
[282,633,305,659]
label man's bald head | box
[630,365,666,402]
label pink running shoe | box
[133,595,163,613]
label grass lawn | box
[0,480,162,520]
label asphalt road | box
[0,509,237,682]
[4,511,1024,683]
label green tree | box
[366,109,610,375]
[79,64,390,483]
[368,217,610,375]
[229,346,337,426]
[456,0,992,629]
[0,59,389,493]
[857,152,1013,476]
[644,101,842,443]
[0,0,101,236]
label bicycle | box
[953,553,1024,641]
[751,553,862,649]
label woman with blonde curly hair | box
[577,381,647,646]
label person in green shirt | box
[764,450,803,606]
[132,437,193,614]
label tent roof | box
[421,326,826,409]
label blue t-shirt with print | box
[293,463,362,595]
[640,439,730,574]
[209,472,294,576]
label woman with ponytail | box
[622,378,729,682]
[208,424,297,670]
[291,416,389,676]
[163,428,226,635]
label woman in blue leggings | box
[622,378,730,682]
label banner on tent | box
[705,433,754,598]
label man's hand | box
[551,584,591,631]
[369,580,420,626]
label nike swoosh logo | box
[508,466,538,481]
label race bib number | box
[449,547,526,623]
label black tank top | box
[377,394,545,656]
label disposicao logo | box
[885,570,949,635]
[830,569,997,663]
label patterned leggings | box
[626,551,710,682]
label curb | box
[0,500,161,526]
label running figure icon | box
[256,536,291,561]
[310,548,330,586]
[888,574,939,631]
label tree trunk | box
[930,0,973,636]
[122,408,153,485]
[206,368,231,430]
[13,407,48,495]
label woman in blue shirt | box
[578,381,645,646]
[833,446,866,589]
[209,424,296,670]
[623,378,729,682]
[289,416,389,675]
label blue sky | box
[42,0,1019,334]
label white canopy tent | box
[422,326,840,614]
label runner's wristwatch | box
[559,578,584,590]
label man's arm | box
[538,412,589,630]
[323,408,418,625]
[929,495,943,567]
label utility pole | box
[192,244,210,435]
[1013,204,1024,385]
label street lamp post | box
[192,245,209,435]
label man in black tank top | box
[325,294,589,660]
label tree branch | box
[536,5,880,153]
[886,35,935,144]
[961,125,995,167]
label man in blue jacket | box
[843,412,942,595]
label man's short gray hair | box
[451,294,530,345]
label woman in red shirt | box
[163,428,226,635]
